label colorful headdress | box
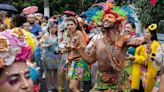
[48,19,58,28]
[101,3,128,23]
[80,2,137,24]
[66,17,78,25]
[0,31,32,68]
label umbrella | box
[63,10,76,16]
[0,4,18,12]
[22,6,38,14]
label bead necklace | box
[103,32,122,71]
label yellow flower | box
[10,28,27,39]
[148,24,157,31]
[0,36,9,52]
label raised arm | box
[124,34,145,46]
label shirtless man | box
[76,13,144,92]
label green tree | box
[1,0,105,14]
[134,0,164,32]
[50,0,105,14]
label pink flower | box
[150,0,156,6]
[16,46,32,61]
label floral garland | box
[103,33,122,71]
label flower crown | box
[0,31,32,68]
[10,28,27,39]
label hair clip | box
[148,24,157,31]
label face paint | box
[0,62,33,92]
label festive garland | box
[80,2,137,24]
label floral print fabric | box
[67,59,91,81]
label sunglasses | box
[0,71,30,86]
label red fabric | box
[150,0,156,6]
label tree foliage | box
[49,0,105,14]
[134,0,164,33]
[1,0,163,32]
[0,0,105,15]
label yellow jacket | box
[131,40,160,91]
[131,45,147,89]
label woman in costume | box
[41,19,60,91]
[135,24,160,92]
[65,17,90,92]
[0,31,33,92]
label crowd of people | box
[0,3,164,92]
